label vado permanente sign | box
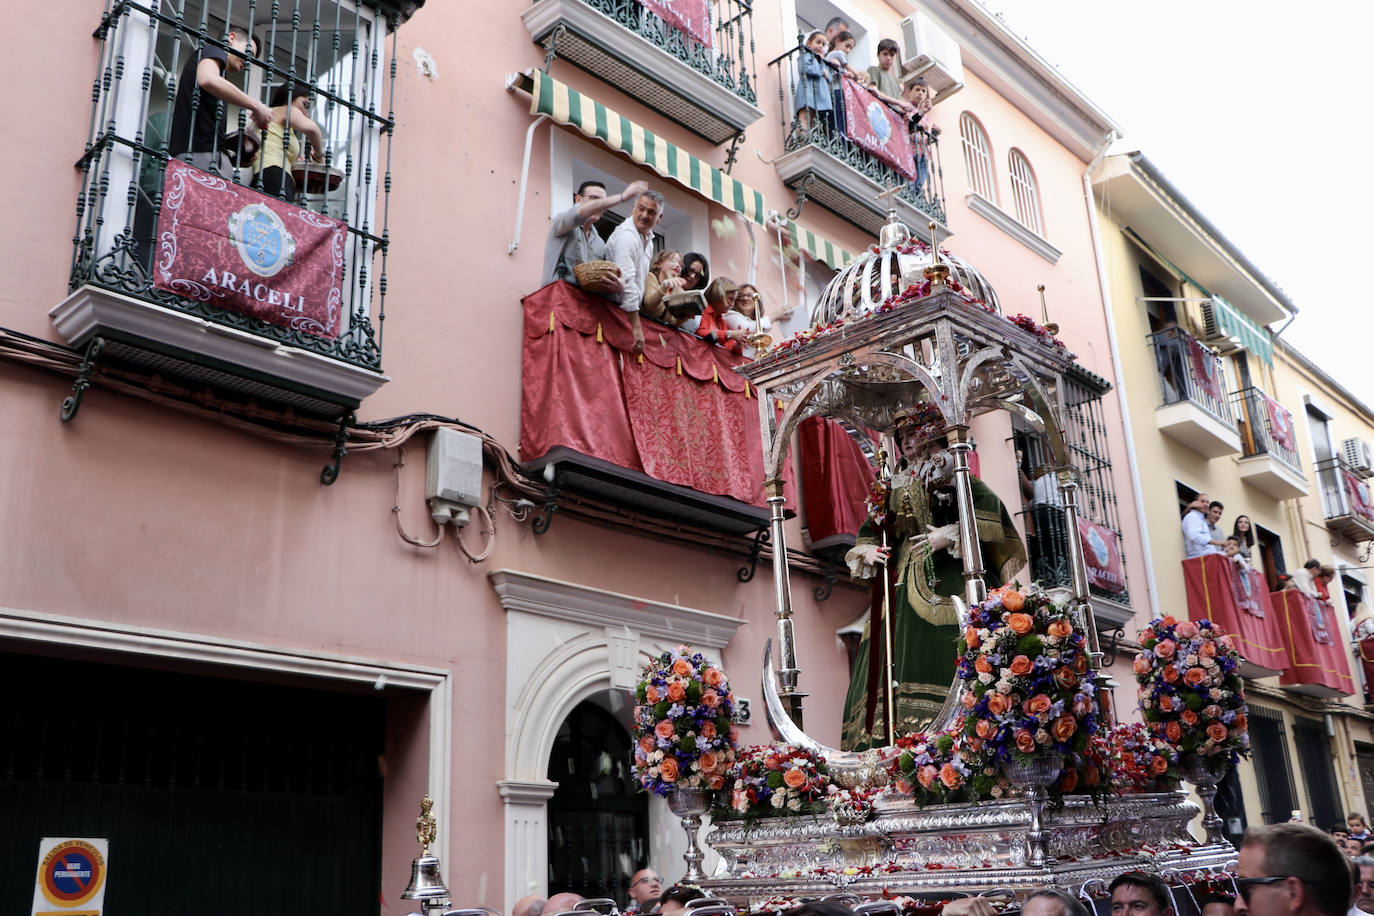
[31,837,108,916]
[153,159,345,339]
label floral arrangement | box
[865,477,892,526]
[632,645,738,796]
[1084,722,1180,790]
[1006,313,1068,350]
[825,782,880,824]
[1134,616,1250,779]
[721,744,830,818]
[889,730,998,804]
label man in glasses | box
[623,869,662,915]
[1236,823,1350,916]
[1110,873,1175,916]
[1352,856,1374,915]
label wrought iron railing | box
[560,0,758,105]
[768,40,946,224]
[1147,326,1234,425]
[1315,455,1374,529]
[1230,386,1302,474]
[72,0,396,371]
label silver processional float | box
[690,211,1236,902]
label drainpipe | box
[1083,132,1163,620]
[507,112,550,255]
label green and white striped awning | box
[1209,296,1273,366]
[521,70,853,272]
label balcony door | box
[1293,718,1344,832]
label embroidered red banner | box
[1182,556,1286,676]
[841,76,916,180]
[1272,588,1354,697]
[1345,469,1374,522]
[153,159,345,339]
[1187,337,1221,401]
[1262,392,1295,452]
[1076,517,1125,594]
[642,0,713,49]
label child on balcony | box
[793,31,834,133]
[826,30,865,131]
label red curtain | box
[798,416,875,546]
[521,282,788,509]
[1359,638,1374,702]
[1271,589,1355,696]
[1181,556,1287,675]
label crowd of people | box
[791,17,937,196]
[541,180,766,357]
[489,824,1373,916]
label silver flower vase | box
[1184,756,1228,846]
[667,785,712,882]
[1000,753,1064,867]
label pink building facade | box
[0,1,1153,913]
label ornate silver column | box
[945,427,988,609]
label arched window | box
[1008,148,1044,235]
[959,112,997,202]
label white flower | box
[771,792,785,807]
[788,796,802,811]
[978,672,994,684]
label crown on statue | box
[893,402,946,444]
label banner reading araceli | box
[153,160,345,339]
[841,76,916,180]
[1076,517,1126,594]
[641,0,713,49]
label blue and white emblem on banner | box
[865,101,892,143]
[227,203,296,278]
[1086,526,1111,566]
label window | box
[1255,523,1288,592]
[73,0,394,370]
[959,112,996,202]
[1007,149,1043,235]
[1249,705,1298,824]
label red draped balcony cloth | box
[1270,589,1355,697]
[521,281,793,509]
[1182,555,1287,677]
[1358,637,1374,702]
[797,416,875,552]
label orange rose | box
[987,693,1009,715]
[1149,755,1169,775]
[939,763,963,789]
[1058,768,1078,793]
[1234,713,1248,732]
[1162,665,1180,683]
[660,757,680,781]
[976,719,995,739]
[975,656,994,674]
[708,773,725,789]
[1165,721,1183,742]
[639,736,655,753]
[1072,695,1093,718]
[1026,694,1052,715]
[1009,655,1034,676]
[1133,657,1151,675]
[655,720,675,739]
[672,658,693,676]
[1199,641,1218,658]
[965,629,982,649]
[1180,709,1199,726]
[646,684,663,703]
[1047,620,1073,639]
[1183,667,1208,687]
[1075,655,1088,673]
[961,691,977,708]
[967,737,984,752]
[1158,695,1174,712]
[1051,716,1077,741]
[1161,615,1178,626]
[701,689,721,707]
[1006,612,1034,634]
[703,667,725,686]
[1053,667,1078,690]
[1207,723,1229,743]
[916,765,938,789]
[700,721,717,739]
[699,751,720,772]
[894,778,915,795]
[1002,591,1026,612]
[783,767,807,788]
[1175,621,1199,639]
[1154,639,1177,659]
[1015,728,1036,752]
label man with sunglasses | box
[1236,823,1351,916]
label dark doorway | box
[1293,718,1344,832]
[0,651,385,916]
[1249,705,1297,824]
[1356,746,1374,819]
[547,697,648,903]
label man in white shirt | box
[541,178,647,287]
[1290,558,1323,598]
[1182,492,1225,558]
[606,189,665,354]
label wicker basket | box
[573,260,621,293]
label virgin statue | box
[840,409,1026,750]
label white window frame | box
[959,112,997,204]
[1007,147,1043,235]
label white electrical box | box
[899,11,965,104]
[426,427,483,508]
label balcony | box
[55,4,392,424]
[1315,455,1374,544]
[1230,386,1309,499]
[1271,589,1355,698]
[522,0,763,145]
[520,281,791,535]
[1147,326,1240,458]
[768,43,947,239]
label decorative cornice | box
[488,569,744,649]
[965,192,1062,264]
[497,779,559,803]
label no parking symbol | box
[30,838,108,916]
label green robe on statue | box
[840,469,1026,751]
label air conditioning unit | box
[1343,437,1373,477]
[899,12,964,104]
[1199,298,1243,352]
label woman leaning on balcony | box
[253,83,325,203]
[641,249,690,327]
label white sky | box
[977,0,1374,408]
